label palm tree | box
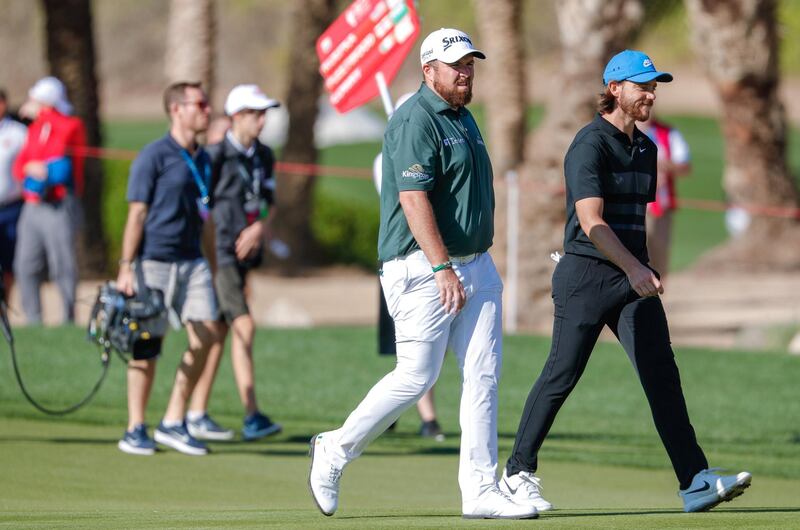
[275,0,336,271]
[471,0,526,286]
[41,0,107,274]
[472,0,526,180]
[513,0,644,330]
[686,0,800,270]
[165,0,216,98]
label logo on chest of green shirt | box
[443,137,466,147]
[401,163,430,180]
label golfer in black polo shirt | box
[499,50,751,513]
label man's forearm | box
[120,203,147,264]
[586,223,642,275]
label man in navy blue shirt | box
[115,81,220,456]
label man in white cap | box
[184,84,283,442]
[308,29,537,519]
[12,76,86,324]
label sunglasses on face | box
[180,99,210,110]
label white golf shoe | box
[499,468,553,512]
[308,433,343,516]
[462,485,538,519]
[680,468,752,512]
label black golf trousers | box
[506,253,708,488]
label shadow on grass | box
[544,507,800,518]
[312,507,800,521]
[0,436,117,445]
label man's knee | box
[187,320,220,354]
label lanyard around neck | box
[236,154,263,198]
[180,149,210,205]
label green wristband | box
[432,261,453,273]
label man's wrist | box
[118,258,133,268]
[432,260,453,273]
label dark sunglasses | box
[180,99,210,110]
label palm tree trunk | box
[41,0,107,275]
[514,0,643,330]
[472,0,525,179]
[471,0,526,281]
[165,0,216,98]
[275,0,336,273]
[686,0,800,270]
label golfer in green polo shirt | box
[308,28,536,520]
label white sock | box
[162,419,183,428]
[186,411,205,422]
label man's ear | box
[608,80,623,98]
[422,61,435,83]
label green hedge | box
[311,186,380,269]
[100,158,381,271]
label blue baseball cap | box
[603,50,673,85]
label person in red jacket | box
[639,114,692,280]
[12,77,86,324]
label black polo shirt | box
[563,113,656,263]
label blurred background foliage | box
[4,0,799,271]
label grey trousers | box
[13,197,79,324]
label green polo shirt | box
[377,83,495,262]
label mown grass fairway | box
[1,326,798,527]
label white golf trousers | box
[327,250,503,503]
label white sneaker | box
[462,486,538,520]
[308,433,343,516]
[680,468,752,512]
[499,469,553,511]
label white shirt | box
[225,129,256,158]
[0,116,28,205]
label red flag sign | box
[317,0,420,113]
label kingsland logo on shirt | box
[442,35,472,50]
[402,164,430,179]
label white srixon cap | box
[419,28,486,66]
[224,84,280,116]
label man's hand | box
[24,161,47,180]
[116,264,135,296]
[627,262,664,298]
[434,268,465,314]
[235,222,264,261]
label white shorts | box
[137,258,219,327]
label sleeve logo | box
[401,163,430,179]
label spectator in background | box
[0,89,28,296]
[12,77,85,324]
[639,113,691,279]
[116,81,219,456]
[185,84,282,442]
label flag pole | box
[375,71,394,118]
